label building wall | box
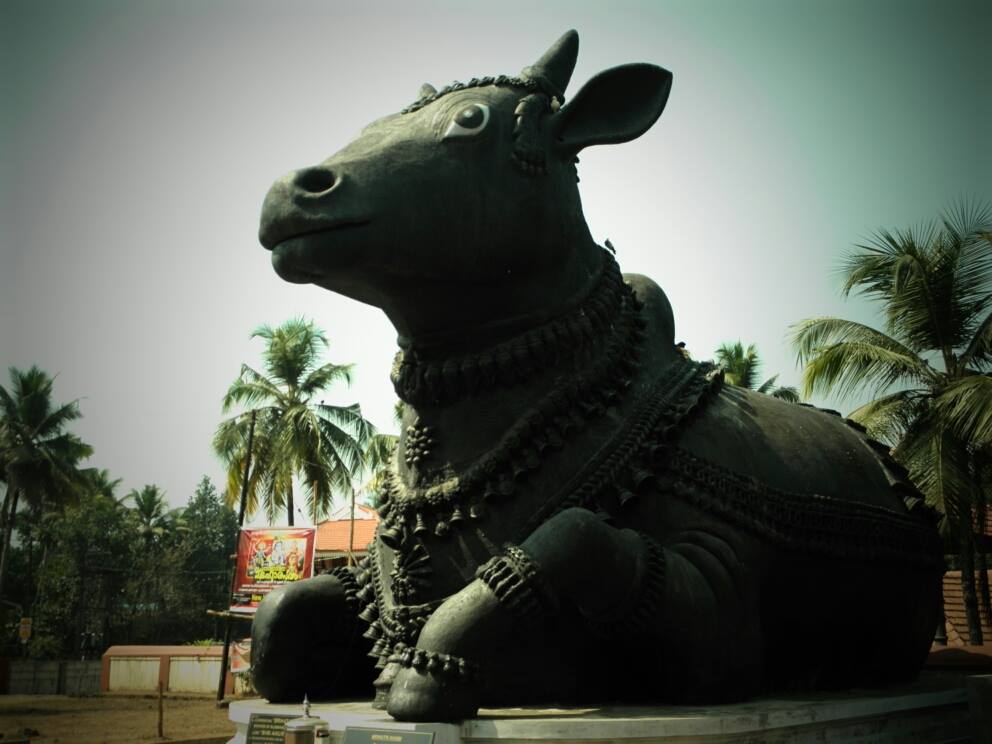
[5,660,101,695]
[168,656,221,693]
[100,646,233,695]
[107,657,160,692]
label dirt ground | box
[0,694,235,744]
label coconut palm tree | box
[360,400,404,509]
[0,366,92,599]
[791,200,992,644]
[214,318,377,525]
[714,341,801,402]
[123,484,185,542]
[84,468,123,501]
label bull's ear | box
[552,63,672,154]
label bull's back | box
[679,385,901,510]
[675,384,941,688]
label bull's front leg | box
[388,506,758,721]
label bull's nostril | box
[295,167,337,194]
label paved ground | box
[0,694,234,743]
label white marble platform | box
[227,676,973,743]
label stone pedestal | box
[228,676,972,744]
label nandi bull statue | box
[252,30,943,722]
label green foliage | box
[180,476,238,639]
[10,475,238,657]
[214,318,377,524]
[0,367,93,504]
[82,468,122,500]
[29,491,134,657]
[361,432,399,508]
[0,364,243,656]
[0,365,94,602]
[0,366,93,507]
[792,201,992,501]
[714,341,801,403]
[123,484,187,542]
[185,476,238,570]
[791,199,992,644]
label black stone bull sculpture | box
[252,30,943,722]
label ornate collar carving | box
[376,272,646,549]
[390,251,627,405]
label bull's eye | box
[443,103,490,139]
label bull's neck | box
[392,249,621,405]
[392,249,639,480]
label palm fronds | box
[934,375,992,447]
[794,200,992,644]
[791,318,935,399]
[213,319,380,524]
[715,341,802,402]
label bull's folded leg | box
[387,506,760,720]
[252,568,376,702]
[386,507,655,721]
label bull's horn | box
[521,29,579,102]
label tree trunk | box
[31,543,49,615]
[971,451,991,627]
[312,480,319,524]
[960,513,984,645]
[286,482,294,526]
[348,488,356,567]
[0,487,12,533]
[0,488,21,600]
[977,487,992,626]
[978,545,992,628]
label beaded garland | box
[380,258,645,549]
[350,266,944,691]
[391,251,629,406]
[517,357,722,540]
[358,362,717,677]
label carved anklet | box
[387,643,481,681]
[476,544,559,623]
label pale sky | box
[2,0,988,523]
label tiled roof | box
[103,645,223,657]
[316,504,379,553]
[942,570,992,646]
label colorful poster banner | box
[230,527,316,613]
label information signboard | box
[247,713,296,743]
[343,728,435,744]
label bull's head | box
[259,31,671,344]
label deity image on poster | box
[231,527,316,613]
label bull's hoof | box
[386,652,480,722]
